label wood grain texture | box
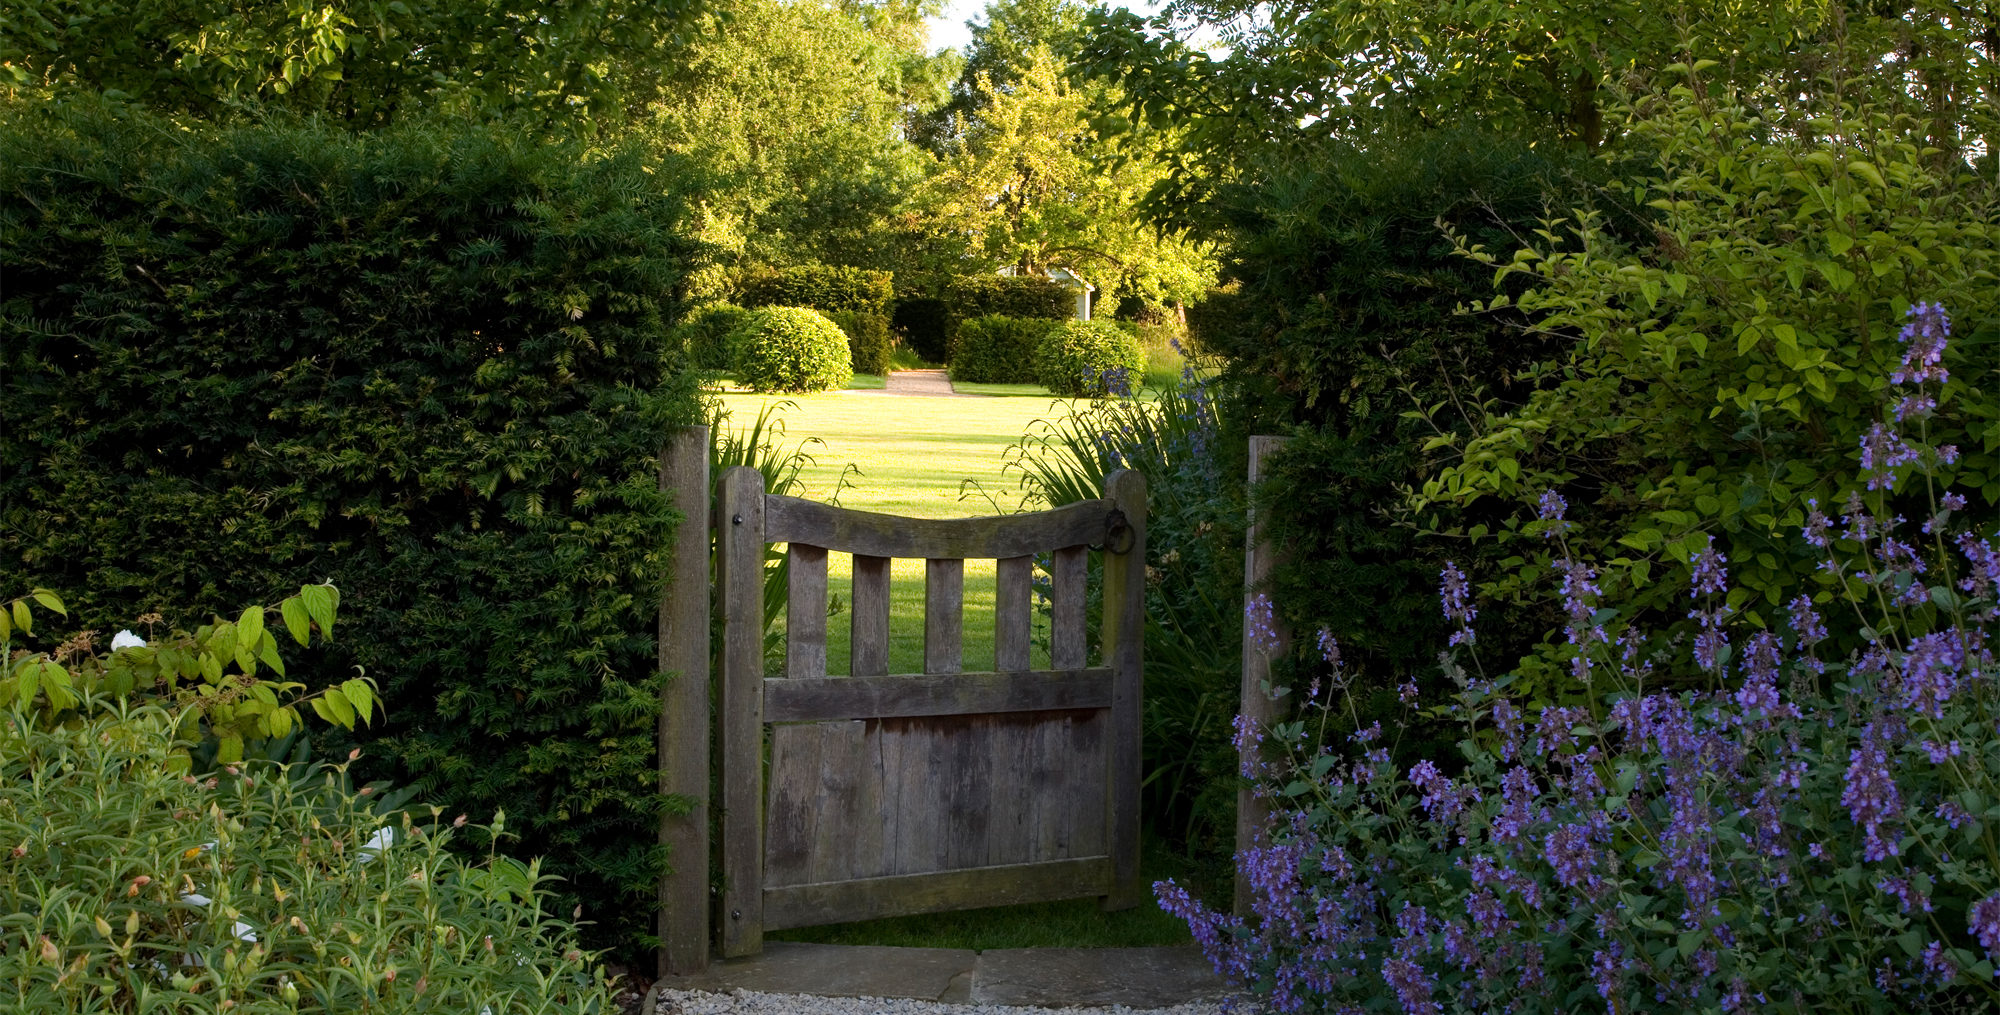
[850,555,891,677]
[924,558,964,675]
[716,466,767,958]
[763,723,823,889]
[761,858,1115,931]
[1236,437,1290,917]
[763,668,1112,722]
[994,556,1032,672]
[785,544,828,680]
[1049,546,1087,670]
[657,426,710,977]
[765,495,1114,559]
[1098,469,1147,910]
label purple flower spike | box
[1891,302,1950,387]
[1440,561,1477,646]
[1246,593,1282,655]
[1859,422,1919,491]
[1971,892,2000,963]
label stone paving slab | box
[972,947,1227,1008]
[665,943,978,1002]
[661,943,1228,1009]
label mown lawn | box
[708,385,1200,949]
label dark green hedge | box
[827,310,895,375]
[1218,129,1615,706]
[0,102,704,958]
[738,264,894,315]
[893,273,1076,364]
[673,303,752,371]
[949,315,1057,383]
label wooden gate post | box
[716,466,768,959]
[1236,435,1290,917]
[1100,469,1147,911]
[658,426,711,976]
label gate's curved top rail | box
[762,491,1115,558]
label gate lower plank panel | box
[763,857,1115,931]
[764,668,1112,722]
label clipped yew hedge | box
[0,101,704,958]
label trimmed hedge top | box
[738,264,894,315]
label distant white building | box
[997,266,1096,320]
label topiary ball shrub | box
[672,303,751,371]
[731,307,854,392]
[827,310,896,375]
[1035,319,1145,398]
[950,315,1058,384]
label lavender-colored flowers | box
[1246,592,1282,656]
[1841,723,1903,862]
[1891,301,1950,387]
[1440,561,1476,646]
[1971,892,2000,963]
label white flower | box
[111,630,145,651]
[357,826,394,863]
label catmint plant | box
[1162,304,2000,1014]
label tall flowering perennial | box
[1159,303,2000,1013]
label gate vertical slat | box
[1100,470,1148,910]
[1049,546,1088,670]
[717,466,767,959]
[657,426,711,977]
[924,558,964,673]
[851,555,891,676]
[786,544,828,680]
[994,556,1033,671]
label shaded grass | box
[767,838,1219,949]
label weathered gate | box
[712,465,1146,958]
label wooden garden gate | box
[708,464,1146,958]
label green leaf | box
[281,597,311,645]
[257,632,286,677]
[238,606,265,650]
[15,664,37,704]
[300,584,336,641]
[320,686,357,728]
[1848,161,1885,189]
[217,735,244,764]
[31,590,64,615]
[270,706,295,739]
[341,679,376,725]
[10,601,29,636]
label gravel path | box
[658,986,1236,1015]
[882,370,962,396]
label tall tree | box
[919,42,1216,311]
[0,0,705,129]
[647,0,949,268]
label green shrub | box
[672,303,752,371]
[826,310,896,375]
[0,101,704,957]
[732,307,854,392]
[1036,320,1145,398]
[0,701,613,1013]
[738,264,894,315]
[950,315,1058,383]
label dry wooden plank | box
[948,715,996,871]
[1098,469,1147,911]
[809,721,869,885]
[765,496,1115,559]
[888,717,952,876]
[716,466,767,958]
[1030,714,1067,861]
[1065,709,1108,857]
[762,858,1114,931]
[762,723,823,889]
[871,718,904,878]
[763,667,1113,722]
[924,558,964,675]
[994,556,1032,672]
[1237,436,1290,917]
[657,425,710,977]
[786,544,828,680]
[984,715,1036,866]
[850,555,891,677]
[1049,546,1087,670]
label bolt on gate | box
[655,427,1147,972]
